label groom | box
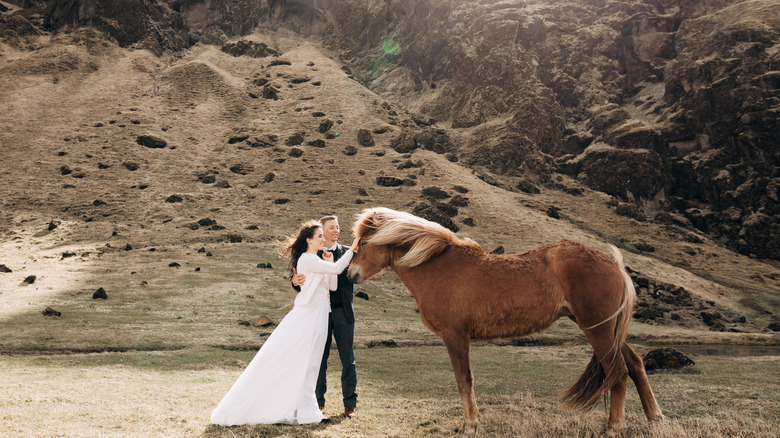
[292,215,358,418]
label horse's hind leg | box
[622,344,664,423]
[442,331,479,436]
[583,325,629,436]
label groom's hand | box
[292,268,306,286]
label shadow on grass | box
[202,415,347,438]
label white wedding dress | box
[211,250,354,426]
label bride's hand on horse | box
[349,237,360,252]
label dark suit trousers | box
[316,306,357,407]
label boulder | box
[390,131,417,153]
[92,287,108,299]
[376,176,404,187]
[357,129,374,146]
[42,307,61,317]
[136,135,167,149]
[642,348,695,373]
[449,195,469,207]
[262,85,279,100]
[285,133,304,146]
[412,202,459,232]
[318,120,334,133]
[229,164,253,175]
[421,186,449,200]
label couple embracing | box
[211,216,359,425]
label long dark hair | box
[281,220,321,276]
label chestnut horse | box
[348,207,663,436]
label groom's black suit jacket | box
[293,243,355,324]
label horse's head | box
[348,207,478,283]
[348,208,395,284]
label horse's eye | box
[361,241,367,246]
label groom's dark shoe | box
[344,406,356,418]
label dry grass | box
[1,345,778,437]
[1,237,779,437]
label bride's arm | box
[294,255,321,306]
[306,249,354,274]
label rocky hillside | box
[8,1,775,259]
[1,0,779,335]
[320,0,780,261]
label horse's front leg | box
[442,331,479,436]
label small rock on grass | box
[92,287,108,299]
[0,264,12,273]
[42,307,61,317]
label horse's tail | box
[560,244,635,411]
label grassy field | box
[1,345,778,437]
[1,243,779,437]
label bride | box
[211,220,359,426]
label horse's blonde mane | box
[354,207,482,268]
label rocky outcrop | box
[173,0,338,37]
[44,0,191,54]
[660,0,780,259]
[322,0,780,260]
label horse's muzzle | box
[347,268,363,284]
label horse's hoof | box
[460,423,478,437]
[648,414,666,431]
[606,422,625,438]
